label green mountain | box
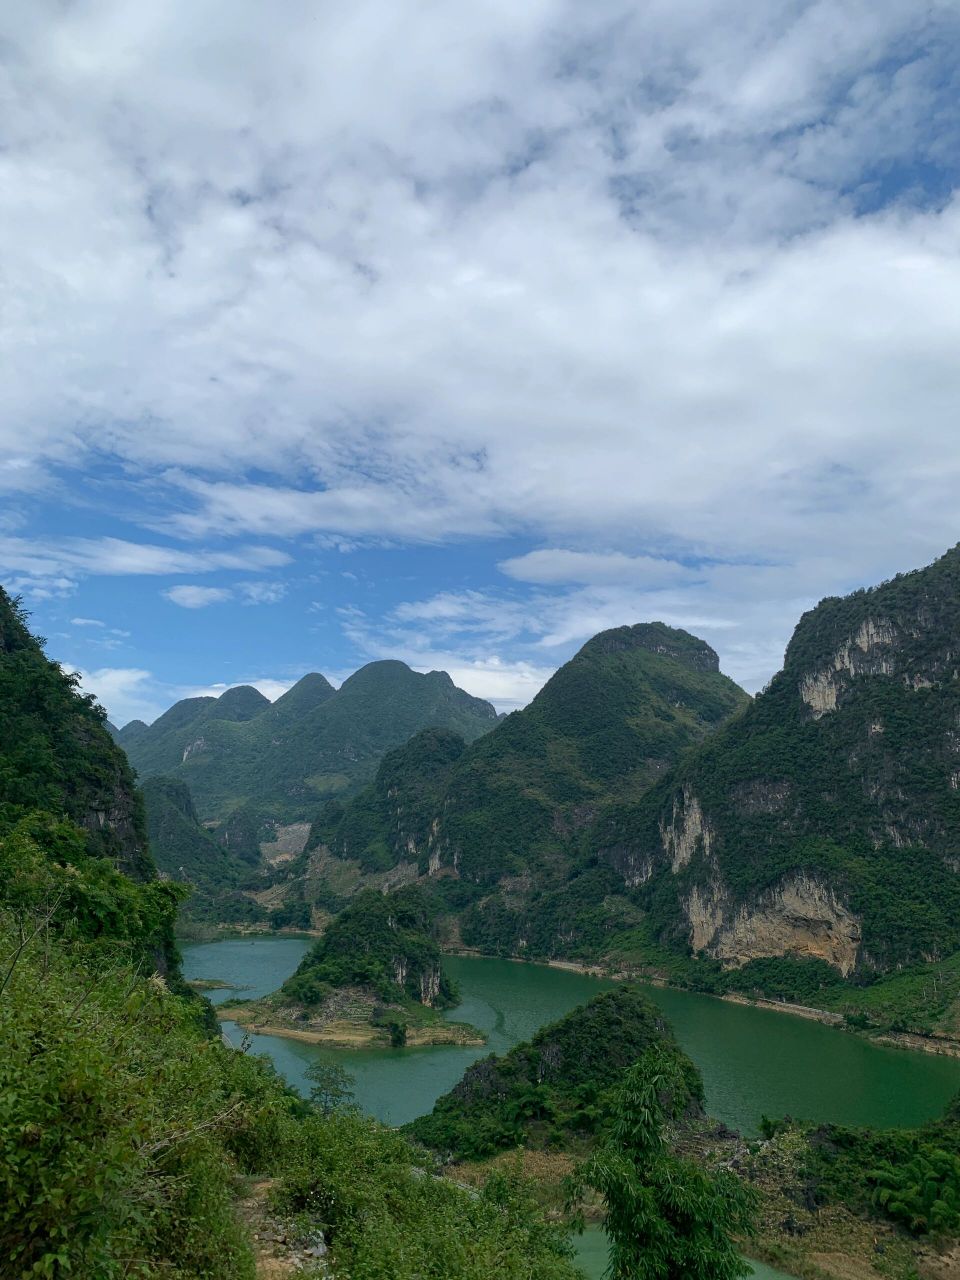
[283,885,458,1009]
[406,986,702,1159]
[594,544,960,982]
[140,775,266,926]
[301,623,748,954]
[122,662,498,822]
[226,886,483,1047]
[0,588,153,881]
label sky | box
[2,1,960,725]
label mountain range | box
[263,546,960,1012]
[115,660,499,823]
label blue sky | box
[3,0,960,724]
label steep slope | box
[121,683,275,778]
[595,544,960,979]
[407,986,702,1158]
[302,624,748,954]
[124,662,498,822]
[140,776,266,925]
[0,588,153,880]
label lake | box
[182,937,960,1280]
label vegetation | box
[568,1048,756,1279]
[0,589,153,880]
[0,586,580,1279]
[298,624,747,956]
[273,1116,580,1280]
[141,775,268,926]
[282,885,458,1008]
[594,544,960,982]
[122,661,498,823]
[407,986,702,1159]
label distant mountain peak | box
[213,684,271,720]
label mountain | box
[300,623,748,952]
[140,775,266,925]
[122,662,498,822]
[119,682,276,778]
[0,587,153,881]
[594,544,960,980]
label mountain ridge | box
[122,659,498,823]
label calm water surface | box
[182,938,960,1280]
[182,940,960,1135]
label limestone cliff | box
[595,544,960,974]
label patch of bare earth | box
[238,1177,332,1279]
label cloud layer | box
[4,2,959,707]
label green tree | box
[569,1047,755,1279]
[306,1061,356,1116]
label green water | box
[571,1226,795,1278]
[183,940,960,1135]
[182,939,960,1279]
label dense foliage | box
[594,545,960,976]
[122,661,497,823]
[141,776,268,926]
[0,911,287,1278]
[282,885,458,1008]
[569,1048,756,1279]
[762,1092,960,1242]
[407,986,702,1158]
[308,726,468,872]
[0,589,153,880]
[301,624,747,957]
[274,1119,579,1280]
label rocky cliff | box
[595,545,960,975]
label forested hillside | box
[408,986,702,1158]
[290,623,748,955]
[594,545,960,982]
[122,661,498,822]
[0,589,583,1278]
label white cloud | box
[238,580,287,605]
[71,616,106,627]
[163,580,286,607]
[500,550,699,587]
[2,1,959,690]
[163,585,233,608]
[0,536,289,586]
[70,665,161,725]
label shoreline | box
[188,936,960,1061]
[225,1005,486,1050]
[445,949,960,1060]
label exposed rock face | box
[605,846,654,888]
[660,787,713,872]
[595,545,960,975]
[730,779,792,815]
[800,617,898,718]
[419,964,442,1005]
[685,873,862,976]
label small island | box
[222,886,485,1048]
